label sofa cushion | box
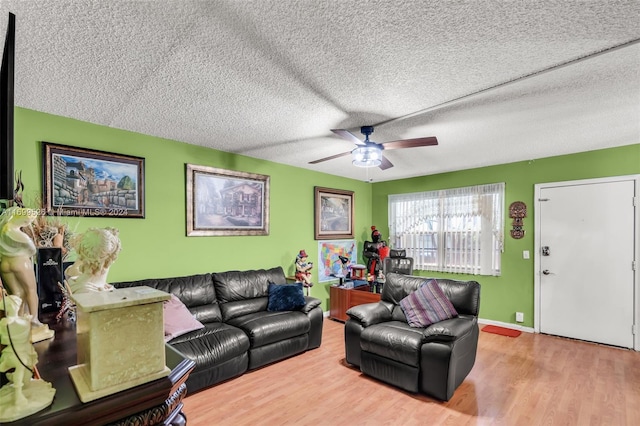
[399,279,458,327]
[361,321,425,367]
[220,298,269,322]
[267,282,306,311]
[213,267,287,303]
[164,294,205,342]
[226,311,310,348]
[169,322,250,367]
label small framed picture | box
[314,186,354,240]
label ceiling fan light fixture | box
[352,146,382,167]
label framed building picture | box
[186,164,270,236]
[314,186,354,240]
[42,142,145,218]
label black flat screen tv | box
[0,12,15,202]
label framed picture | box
[42,142,145,218]
[186,164,269,236]
[314,186,354,240]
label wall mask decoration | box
[509,201,527,239]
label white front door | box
[537,178,636,348]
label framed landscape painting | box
[186,164,270,236]
[42,142,145,218]
[314,186,354,240]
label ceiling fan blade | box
[308,150,351,164]
[379,155,394,170]
[382,136,438,150]
[331,129,364,145]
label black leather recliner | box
[344,273,480,401]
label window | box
[388,183,504,276]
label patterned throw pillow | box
[267,282,306,311]
[399,279,458,327]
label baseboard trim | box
[478,318,535,334]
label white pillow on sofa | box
[164,294,204,342]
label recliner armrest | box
[301,296,322,313]
[423,316,477,343]
[346,302,392,327]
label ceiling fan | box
[309,126,438,170]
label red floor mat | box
[482,325,522,337]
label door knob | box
[542,270,551,275]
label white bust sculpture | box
[66,227,121,294]
[0,293,56,422]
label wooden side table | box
[329,285,381,322]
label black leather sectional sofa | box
[114,266,323,393]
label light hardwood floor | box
[183,318,640,426]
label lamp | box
[352,145,382,167]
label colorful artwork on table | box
[317,240,357,282]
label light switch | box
[523,250,530,259]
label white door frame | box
[534,174,640,351]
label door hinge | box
[633,324,637,335]
[633,196,637,207]
[633,260,637,271]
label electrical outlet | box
[523,250,530,259]
[516,312,524,323]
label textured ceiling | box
[1,0,639,182]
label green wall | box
[12,107,640,323]
[13,107,374,310]
[371,144,640,326]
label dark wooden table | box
[5,314,195,426]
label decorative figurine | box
[294,249,313,292]
[363,226,389,277]
[55,281,76,323]
[0,293,56,422]
[65,227,121,294]
[0,207,54,342]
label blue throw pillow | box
[267,282,306,311]
[399,279,458,327]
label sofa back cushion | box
[113,274,222,323]
[382,273,480,317]
[213,267,286,302]
[222,298,269,321]
[213,267,287,321]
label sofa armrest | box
[422,316,477,343]
[346,302,391,327]
[301,296,322,314]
